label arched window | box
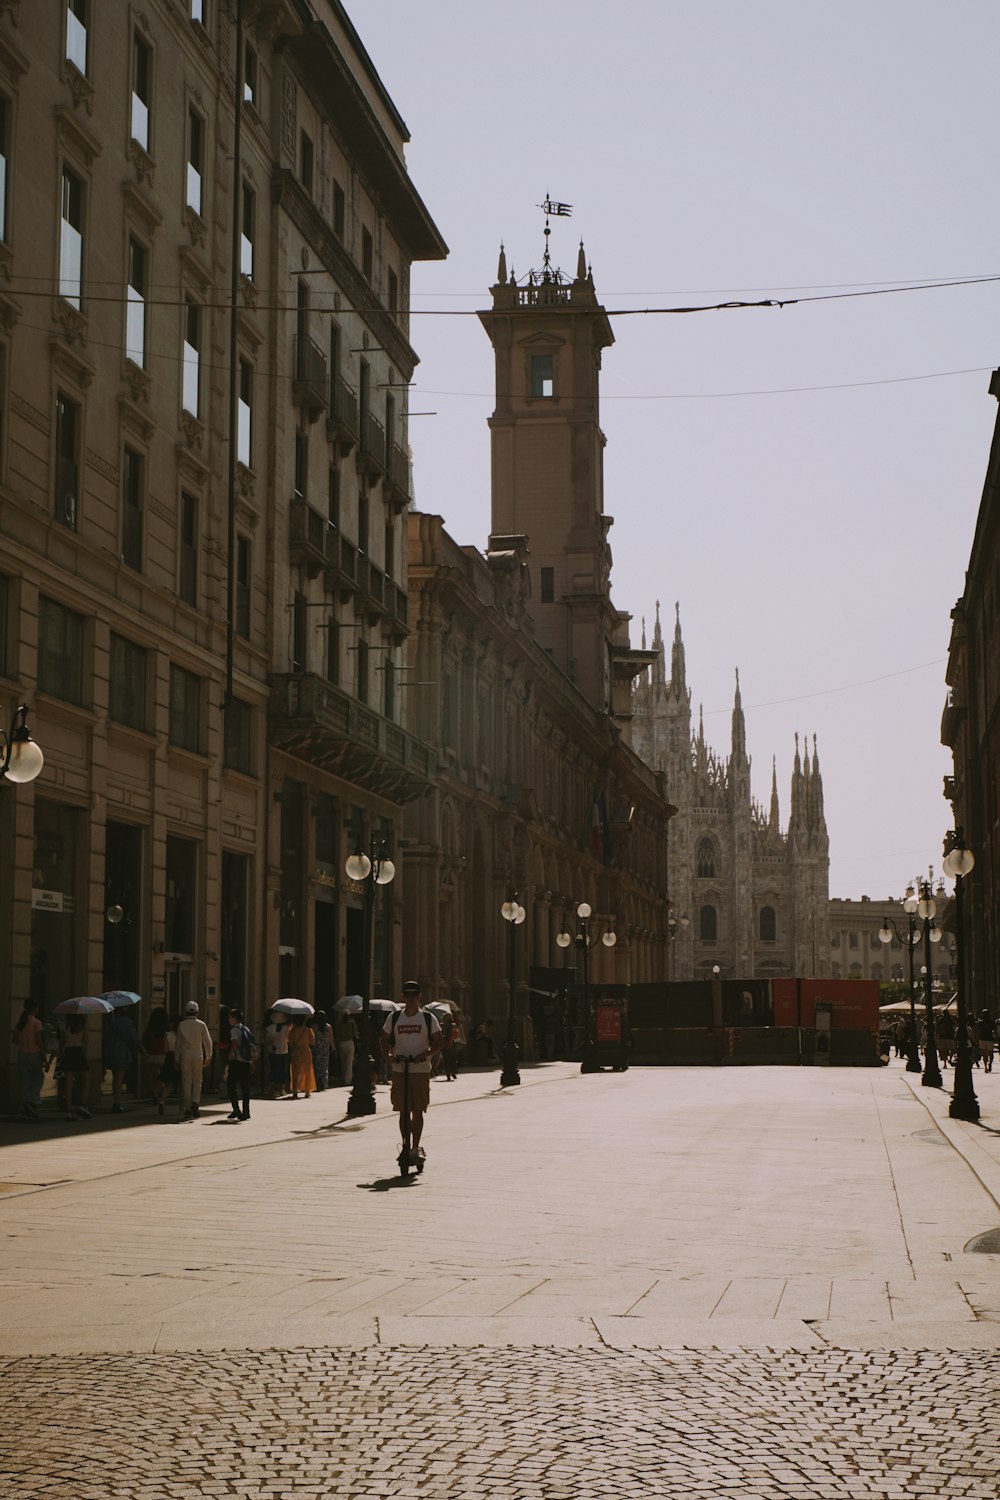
[699,904,717,941]
[759,905,776,942]
[696,838,716,878]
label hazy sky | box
[358,0,999,899]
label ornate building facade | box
[631,606,830,979]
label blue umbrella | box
[101,990,141,1009]
[55,996,113,1015]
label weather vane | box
[536,194,572,279]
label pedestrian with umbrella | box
[287,1012,317,1099]
[333,997,360,1087]
[101,994,143,1113]
[53,997,111,1120]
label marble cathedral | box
[631,605,830,979]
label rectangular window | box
[38,596,84,705]
[0,96,9,244]
[223,697,253,774]
[66,0,88,75]
[530,354,554,398]
[326,619,339,685]
[243,42,257,107]
[126,237,146,367]
[237,357,252,466]
[299,130,313,194]
[169,664,203,752]
[358,487,369,555]
[384,517,394,581]
[60,167,83,307]
[292,593,307,673]
[361,226,373,281]
[333,180,345,239]
[388,267,398,314]
[240,182,255,279]
[294,429,307,500]
[131,34,151,152]
[182,299,200,417]
[190,1,205,25]
[328,465,340,529]
[540,566,555,603]
[235,535,250,639]
[122,446,143,571]
[849,932,859,950]
[186,109,203,216]
[54,391,79,529]
[383,658,394,720]
[356,638,368,704]
[109,633,147,730]
[179,491,198,606]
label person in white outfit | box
[175,1000,213,1119]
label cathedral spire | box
[641,616,646,651]
[496,242,507,285]
[652,600,665,685]
[810,733,825,828]
[577,239,587,281]
[731,667,747,762]
[769,755,780,831]
[670,601,687,700]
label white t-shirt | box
[383,1009,441,1073]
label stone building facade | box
[631,607,830,979]
[827,896,955,991]
[0,0,444,1105]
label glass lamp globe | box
[375,858,395,886]
[577,901,592,919]
[345,852,372,881]
[929,925,942,944]
[917,894,936,920]
[878,924,892,945]
[3,726,44,784]
[514,905,526,925]
[556,931,572,948]
[943,845,975,878]
[501,900,516,921]
[902,885,918,915]
[601,930,617,947]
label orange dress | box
[288,1025,316,1096]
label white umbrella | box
[367,998,401,1015]
[271,997,315,1017]
[101,989,141,1008]
[55,996,113,1015]
[333,994,363,1014]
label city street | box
[1,1059,998,1497]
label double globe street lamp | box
[0,704,44,784]
[878,897,923,1075]
[557,901,616,1072]
[344,839,395,1117]
[943,832,978,1123]
[913,876,945,1089]
[499,894,526,1087]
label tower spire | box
[731,667,747,762]
[769,755,780,831]
[670,601,687,700]
[652,600,665,685]
[496,242,507,285]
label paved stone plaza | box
[1,1061,998,1497]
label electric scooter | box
[396,1054,425,1177]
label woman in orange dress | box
[288,1017,316,1099]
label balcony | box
[941,685,967,747]
[324,526,358,599]
[327,376,358,453]
[385,443,411,513]
[292,334,328,422]
[358,556,387,621]
[389,582,409,639]
[359,412,386,479]
[269,672,436,802]
[288,497,327,576]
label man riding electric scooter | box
[381,980,443,1175]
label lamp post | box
[667,911,689,977]
[0,704,44,784]
[878,895,922,1074]
[943,831,979,1123]
[558,902,616,1073]
[499,893,526,1087]
[915,875,943,1089]
[344,839,395,1117]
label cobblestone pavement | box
[2,1344,998,1499]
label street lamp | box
[915,875,943,1089]
[667,911,689,977]
[500,893,526,1087]
[943,831,979,1122]
[558,901,616,1073]
[345,839,395,1117]
[878,893,922,1074]
[0,705,44,784]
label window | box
[759,905,776,942]
[530,354,554,398]
[383,657,394,720]
[540,567,555,603]
[182,299,200,417]
[385,391,395,455]
[122,446,143,571]
[169,664,203,752]
[696,838,716,878]
[59,167,84,307]
[384,517,394,580]
[299,130,313,194]
[190,1,205,25]
[186,109,203,216]
[54,391,80,529]
[179,492,198,606]
[328,465,340,529]
[38,596,84,705]
[294,429,307,500]
[126,238,146,367]
[326,619,339,685]
[830,933,840,948]
[870,931,881,949]
[235,536,250,639]
[240,182,255,279]
[358,487,369,554]
[223,697,253,774]
[388,267,398,314]
[848,931,859,950]
[237,357,252,466]
[109,633,147,730]
[0,95,10,243]
[333,180,345,239]
[243,42,257,107]
[292,593,307,672]
[66,0,88,75]
[356,638,368,704]
[361,226,373,281]
[699,904,717,942]
[131,33,152,152]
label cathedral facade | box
[631,606,830,980]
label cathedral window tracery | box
[759,905,776,942]
[696,838,716,878]
[699,904,717,941]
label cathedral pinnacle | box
[670,601,687,701]
[577,240,587,281]
[652,600,665,686]
[769,755,780,831]
[731,667,747,762]
[497,242,507,284]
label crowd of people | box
[886,1008,996,1071]
[9,995,474,1122]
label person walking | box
[265,1012,290,1097]
[978,1010,995,1073]
[175,1001,213,1119]
[381,980,443,1166]
[59,1015,92,1121]
[311,1010,333,1091]
[142,1006,171,1114]
[334,1008,357,1087]
[11,1000,47,1120]
[288,1015,316,1099]
[226,1008,257,1120]
[102,1005,143,1112]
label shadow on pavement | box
[361,1174,420,1192]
